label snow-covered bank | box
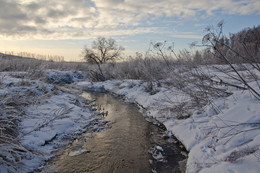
[1,69,259,172]
[76,79,260,173]
[0,72,104,173]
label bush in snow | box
[45,71,84,85]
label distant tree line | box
[193,25,260,65]
[81,25,260,82]
[0,51,65,62]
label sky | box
[0,0,259,61]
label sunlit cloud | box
[0,0,259,39]
[0,0,259,61]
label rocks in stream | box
[69,149,90,157]
[149,145,167,163]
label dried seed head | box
[154,42,163,48]
[202,33,211,44]
[217,20,224,28]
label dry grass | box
[0,74,61,171]
[0,93,31,171]
[0,53,90,73]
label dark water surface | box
[45,92,187,173]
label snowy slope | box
[76,79,260,173]
[1,69,259,172]
[0,72,104,173]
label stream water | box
[44,92,187,173]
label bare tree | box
[83,37,124,81]
[83,37,124,64]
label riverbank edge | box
[74,80,190,168]
[75,79,260,173]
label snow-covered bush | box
[45,71,85,85]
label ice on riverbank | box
[0,72,103,172]
[1,69,259,172]
[77,78,260,173]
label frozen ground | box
[0,71,105,173]
[76,75,260,172]
[0,69,259,173]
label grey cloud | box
[47,9,69,18]
[0,0,28,21]
[0,0,259,39]
[34,17,47,25]
[25,2,41,11]
[0,0,96,38]
[0,0,33,35]
[94,0,260,25]
[71,17,94,23]
[0,20,37,35]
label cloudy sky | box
[0,0,259,61]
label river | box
[44,91,187,173]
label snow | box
[1,69,259,172]
[45,70,85,85]
[0,72,104,172]
[68,149,90,157]
[199,153,260,173]
[149,145,166,162]
[156,146,164,151]
[76,75,260,172]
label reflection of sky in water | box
[49,92,186,173]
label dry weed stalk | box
[23,106,74,136]
[0,93,32,171]
[0,74,62,171]
[202,21,260,100]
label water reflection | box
[45,92,186,173]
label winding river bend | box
[45,92,187,173]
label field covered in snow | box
[0,65,259,172]
[76,66,260,173]
[0,71,107,172]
